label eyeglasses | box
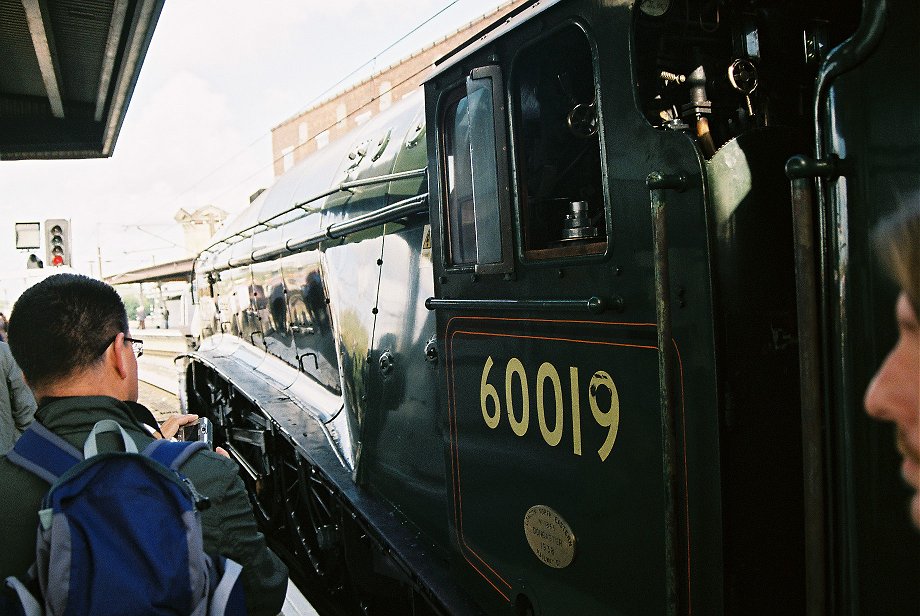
[124,336,144,358]
[97,334,144,359]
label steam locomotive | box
[181,0,920,614]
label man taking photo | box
[0,273,288,615]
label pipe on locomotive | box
[198,170,428,274]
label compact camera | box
[181,417,213,447]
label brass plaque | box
[523,505,576,568]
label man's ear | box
[110,332,129,380]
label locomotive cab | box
[425,3,717,613]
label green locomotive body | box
[184,1,920,613]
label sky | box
[0,0,506,278]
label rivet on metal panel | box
[586,297,606,314]
[424,338,438,364]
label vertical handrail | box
[786,154,841,616]
[802,3,887,612]
[647,171,687,616]
[789,172,826,616]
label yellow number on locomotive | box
[478,357,619,460]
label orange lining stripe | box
[451,348,513,589]
[674,342,692,614]
[444,333,467,558]
[452,329,658,350]
[446,315,658,329]
[444,328,513,595]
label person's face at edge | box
[864,292,920,528]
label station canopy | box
[0,0,163,160]
[104,256,195,286]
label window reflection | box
[282,251,341,395]
[443,96,476,265]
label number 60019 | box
[479,356,620,461]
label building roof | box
[0,0,164,160]
[104,256,195,285]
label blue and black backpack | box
[3,419,246,615]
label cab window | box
[511,24,606,259]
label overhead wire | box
[173,0,466,209]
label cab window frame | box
[507,20,609,263]
[437,66,514,275]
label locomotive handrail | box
[210,193,428,271]
[200,167,427,256]
[793,4,887,613]
[786,164,828,616]
[647,171,687,616]
[424,296,615,314]
[299,192,428,249]
[297,167,427,204]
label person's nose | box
[864,350,899,422]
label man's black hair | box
[8,274,129,390]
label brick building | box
[270,0,526,177]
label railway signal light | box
[45,219,71,267]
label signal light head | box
[44,219,70,268]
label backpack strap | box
[83,419,138,457]
[143,439,208,470]
[209,557,246,616]
[7,422,83,483]
[4,575,42,616]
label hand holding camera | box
[180,417,213,447]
